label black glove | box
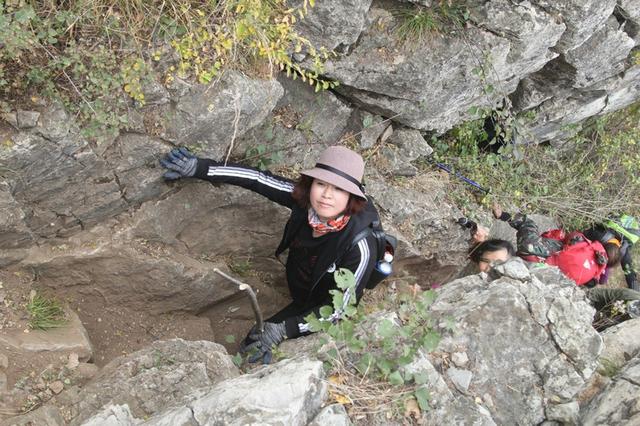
[240,321,287,364]
[160,147,198,180]
[595,251,607,266]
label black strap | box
[315,163,365,193]
[348,220,387,262]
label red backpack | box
[544,231,608,286]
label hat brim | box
[301,168,366,199]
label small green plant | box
[245,144,283,170]
[228,257,254,277]
[305,269,442,417]
[27,293,67,330]
[597,357,622,378]
[394,1,468,41]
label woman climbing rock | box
[160,145,385,363]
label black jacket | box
[194,159,379,337]
[584,225,637,290]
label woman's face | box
[476,248,511,272]
[310,179,350,221]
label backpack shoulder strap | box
[348,220,386,261]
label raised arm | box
[161,148,296,208]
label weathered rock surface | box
[0,183,33,249]
[234,74,354,170]
[599,318,640,367]
[308,404,352,426]
[422,259,601,424]
[159,71,284,159]
[274,258,605,425]
[143,357,326,426]
[322,0,565,132]
[25,239,240,315]
[52,339,239,425]
[292,0,373,53]
[580,354,640,425]
[0,309,93,361]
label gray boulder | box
[308,404,352,426]
[53,339,238,425]
[600,318,640,367]
[322,1,564,132]
[379,127,433,176]
[143,357,327,426]
[292,0,373,53]
[0,309,93,362]
[160,71,284,159]
[564,16,635,88]
[580,354,640,425]
[234,74,354,170]
[427,258,601,424]
[530,0,617,53]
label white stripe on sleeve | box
[298,238,371,333]
[207,166,294,192]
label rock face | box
[292,0,640,142]
[599,318,640,367]
[419,258,602,424]
[143,357,327,426]
[55,339,239,425]
[26,351,326,426]
[4,260,634,426]
[3,0,639,310]
[580,354,640,425]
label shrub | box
[429,102,640,230]
[304,269,445,418]
[0,0,336,142]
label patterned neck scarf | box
[308,208,351,236]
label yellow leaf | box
[328,374,344,384]
[333,393,351,405]
[123,84,131,93]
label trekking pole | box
[213,268,264,333]
[426,156,490,194]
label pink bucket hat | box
[301,146,366,199]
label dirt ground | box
[0,263,291,419]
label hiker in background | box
[160,145,387,364]
[584,215,639,291]
[491,203,620,287]
[466,235,640,327]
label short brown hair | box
[292,175,367,215]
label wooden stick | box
[213,268,264,333]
